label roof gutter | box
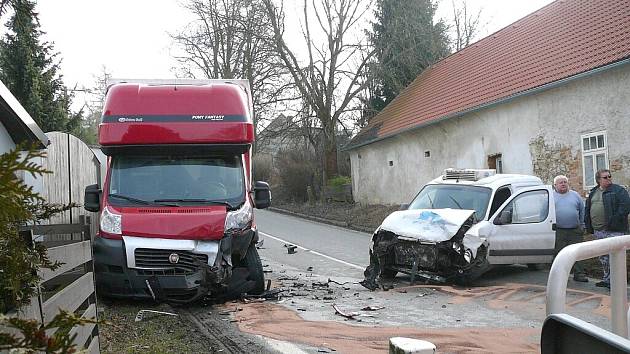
[0,80,49,148]
[344,57,630,151]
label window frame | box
[581,131,608,190]
[499,189,550,225]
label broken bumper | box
[92,231,255,302]
[361,229,488,289]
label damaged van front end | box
[361,209,489,290]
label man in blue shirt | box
[553,175,587,282]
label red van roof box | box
[99,79,254,154]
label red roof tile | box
[348,0,630,149]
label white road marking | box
[259,231,365,270]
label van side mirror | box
[494,209,512,225]
[84,184,101,212]
[253,181,271,209]
[399,203,409,211]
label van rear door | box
[486,185,556,265]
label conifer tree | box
[0,0,78,132]
[365,0,450,115]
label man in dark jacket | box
[584,169,630,288]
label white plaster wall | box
[351,63,630,205]
[0,123,16,154]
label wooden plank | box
[42,132,71,225]
[68,134,99,231]
[68,303,97,349]
[87,335,100,354]
[31,223,84,235]
[42,272,94,323]
[13,295,43,322]
[40,241,91,282]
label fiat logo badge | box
[168,253,180,264]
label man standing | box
[553,175,587,282]
[585,169,630,288]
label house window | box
[581,131,608,189]
[488,154,503,173]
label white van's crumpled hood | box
[379,208,475,242]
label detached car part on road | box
[362,169,560,289]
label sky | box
[11,0,553,109]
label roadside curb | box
[267,206,375,234]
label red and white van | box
[84,79,270,303]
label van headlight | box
[100,206,122,235]
[225,202,252,234]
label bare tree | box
[262,0,374,180]
[451,0,483,51]
[172,0,289,135]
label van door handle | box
[551,223,556,231]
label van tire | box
[242,244,265,295]
[455,246,490,285]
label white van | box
[361,168,558,288]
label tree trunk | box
[323,123,338,180]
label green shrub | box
[0,144,92,353]
[328,175,351,188]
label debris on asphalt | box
[285,244,298,254]
[307,266,314,271]
[312,281,329,288]
[333,304,359,319]
[290,291,309,297]
[361,306,385,311]
[328,278,352,286]
[219,307,242,315]
[263,269,273,273]
[134,309,178,322]
[255,238,265,249]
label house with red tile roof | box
[346,0,630,204]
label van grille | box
[134,248,208,273]
[177,209,214,213]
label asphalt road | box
[254,209,371,279]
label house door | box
[488,154,503,173]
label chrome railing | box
[546,234,630,338]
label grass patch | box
[98,298,216,354]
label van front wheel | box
[242,244,265,295]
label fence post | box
[610,248,629,337]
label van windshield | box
[408,185,492,221]
[108,155,245,207]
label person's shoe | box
[573,274,588,282]
[595,281,610,288]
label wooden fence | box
[13,215,99,353]
[40,132,101,240]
